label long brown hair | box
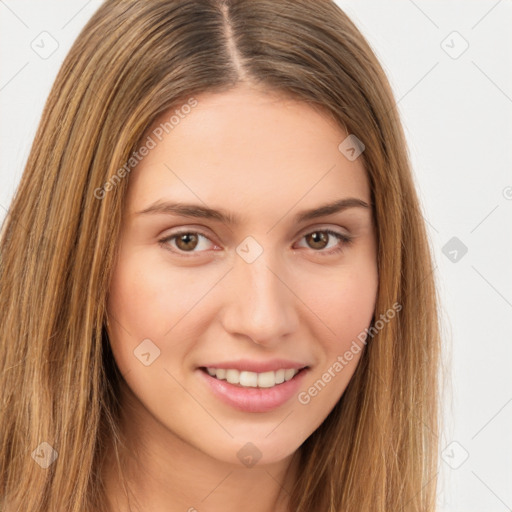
[0,1,441,510]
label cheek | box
[306,260,378,347]
[293,260,378,410]
[328,273,376,341]
[107,247,214,338]
[106,246,234,382]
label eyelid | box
[295,223,350,238]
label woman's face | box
[107,84,378,467]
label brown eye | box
[159,231,215,255]
[296,229,352,256]
[305,231,329,250]
[175,232,199,251]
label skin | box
[103,83,378,512]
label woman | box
[0,1,441,511]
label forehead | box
[125,85,370,221]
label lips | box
[196,363,310,413]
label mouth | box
[199,366,309,389]
[197,365,311,413]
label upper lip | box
[199,359,310,373]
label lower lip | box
[197,367,309,413]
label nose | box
[220,249,299,347]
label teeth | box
[284,368,296,381]
[240,371,258,387]
[226,369,239,384]
[205,367,301,388]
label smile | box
[197,366,310,413]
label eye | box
[158,228,353,257]
[159,230,216,255]
[295,229,353,256]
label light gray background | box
[1,1,511,510]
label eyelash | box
[158,228,353,258]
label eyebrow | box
[135,197,370,224]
